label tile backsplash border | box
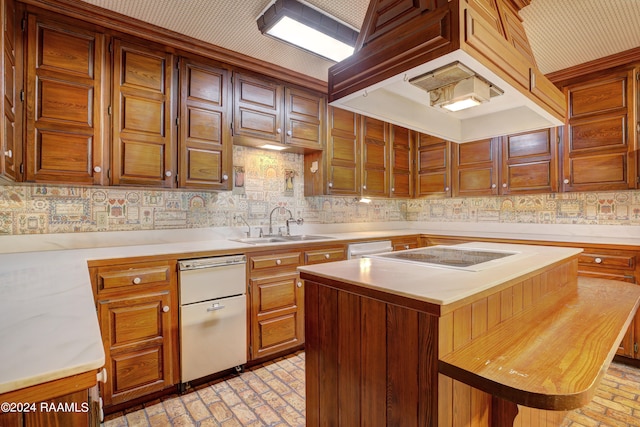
[1,146,640,236]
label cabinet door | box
[361,116,389,197]
[25,14,106,184]
[232,72,283,143]
[111,39,175,187]
[327,107,360,195]
[562,69,636,191]
[453,138,499,197]
[390,125,413,198]
[178,57,231,190]
[250,272,304,360]
[1,0,22,181]
[501,128,558,194]
[415,133,451,197]
[98,291,175,406]
[284,86,324,150]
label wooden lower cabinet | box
[89,259,178,409]
[391,235,422,251]
[248,250,304,360]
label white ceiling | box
[78,0,640,81]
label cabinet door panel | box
[453,138,498,196]
[362,117,388,197]
[25,15,105,184]
[112,40,174,187]
[390,125,412,197]
[284,87,324,149]
[233,73,282,142]
[569,115,626,151]
[502,128,557,194]
[569,78,626,118]
[570,154,627,186]
[1,0,21,181]
[416,133,451,197]
[327,107,360,195]
[179,58,231,189]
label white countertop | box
[0,221,636,396]
[298,242,582,306]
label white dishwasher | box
[178,255,247,387]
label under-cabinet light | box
[260,144,288,151]
[257,0,358,62]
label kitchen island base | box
[301,246,640,426]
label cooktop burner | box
[369,246,518,270]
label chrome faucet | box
[268,207,304,236]
[234,214,251,238]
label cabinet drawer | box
[578,252,635,270]
[305,247,346,264]
[96,262,172,293]
[250,252,302,271]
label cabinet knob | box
[328,182,333,188]
[491,184,497,189]
[445,187,450,191]
[276,128,282,134]
[132,277,142,284]
[94,166,102,173]
[563,178,570,184]
[4,149,12,158]
[324,253,330,259]
[96,368,107,383]
[287,130,292,136]
[297,281,302,288]
[502,183,507,188]
[222,174,229,181]
[363,185,367,190]
[165,171,172,177]
[276,259,282,265]
[594,257,603,264]
[162,305,170,313]
[391,187,395,192]
[404,245,410,249]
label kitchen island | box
[298,242,640,427]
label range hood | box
[328,0,566,143]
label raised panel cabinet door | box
[98,291,174,406]
[362,116,389,197]
[390,125,413,198]
[1,0,22,182]
[415,133,451,197]
[232,72,283,143]
[562,69,636,191]
[284,86,324,149]
[501,128,558,194]
[327,107,360,195]
[178,57,231,190]
[453,138,499,197]
[25,14,105,184]
[250,272,304,359]
[112,39,175,187]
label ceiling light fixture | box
[257,0,358,62]
[409,62,504,112]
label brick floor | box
[104,352,640,426]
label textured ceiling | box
[79,0,640,81]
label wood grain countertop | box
[439,277,640,411]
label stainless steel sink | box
[230,235,332,244]
[279,235,332,241]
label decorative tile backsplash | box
[1,145,640,235]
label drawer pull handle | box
[96,368,107,383]
[594,257,602,264]
[132,277,142,284]
[207,302,225,312]
[405,245,410,249]
[324,254,330,259]
[276,259,282,265]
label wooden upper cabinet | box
[24,13,106,184]
[453,138,500,197]
[178,57,232,190]
[361,116,389,197]
[233,72,325,152]
[111,39,175,187]
[1,0,21,182]
[415,133,451,197]
[390,125,413,198]
[562,68,637,192]
[325,106,360,195]
[501,128,558,194]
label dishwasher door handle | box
[207,302,226,312]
